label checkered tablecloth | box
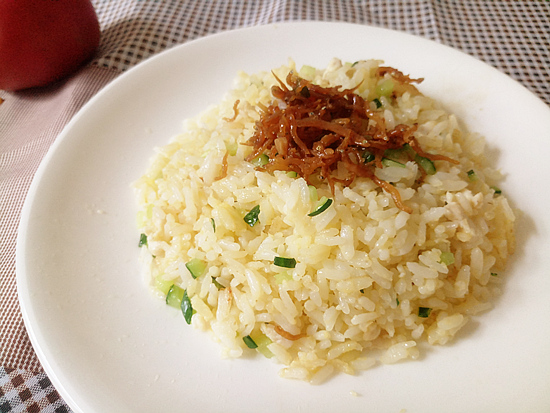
[1,1,549,411]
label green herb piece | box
[166,284,185,309]
[360,289,365,293]
[211,218,216,232]
[467,169,478,182]
[243,205,261,227]
[251,153,269,167]
[138,233,148,247]
[396,297,400,306]
[274,256,297,268]
[181,290,193,324]
[491,186,502,195]
[418,307,432,318]
[491,272,498,277]
[373,98,382,108]
[382,158,406,168]
[439,251,455,266]
[185,258,207,279]
[212,277,225,290]
[415,154,436,175]
[308,197,333,217]
[362,150,375,163]
[286,171,298,178]
[243,335,258,349]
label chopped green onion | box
[251,153,269,167]
[308,197,333,217]
[286,171,298,178]
[415,155,436,175]
[166,284,185,309]
[439,251,455,266]
[243,205,261,227]
[212,277,225,290]
[491,186,502,195]
[138,233,148,247]
[362,150,375,163]
[376,78,394,97]
[351,61,359,67]
[181,290,193,324]
[274,256,297,268]
[418,307,432,318]
[210,218,216,232]
[491,272,498,277]
[243,335,258,349]
[274,270,293,284]
[396,297,400,306]
[382,158,406,168]
[373,98,382,108]
[360,289,365,293]
[185,258,207,279]
[467,169,478,182]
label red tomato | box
[0,0,101,91]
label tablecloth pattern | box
[1,1,549,411]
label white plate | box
[17,22,550,413]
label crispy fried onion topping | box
[245,67,457,213]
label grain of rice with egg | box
[134,58,516,383]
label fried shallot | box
[245,68,457,213]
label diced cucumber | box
[185,258,207,279]
[211,276,225,290]
[224,141,238,156]
[166,284,185,309]
[439,252,455,266]
[155,277,173,295]
[308,185,318,203]
[274,270,293,284]
[249,331,274,358]
[376,78,394,97]
[381,158,406,168]
[299,64,316,79]
[467,169,478,182]
[251,153,269,167]
[415,155,436,175]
